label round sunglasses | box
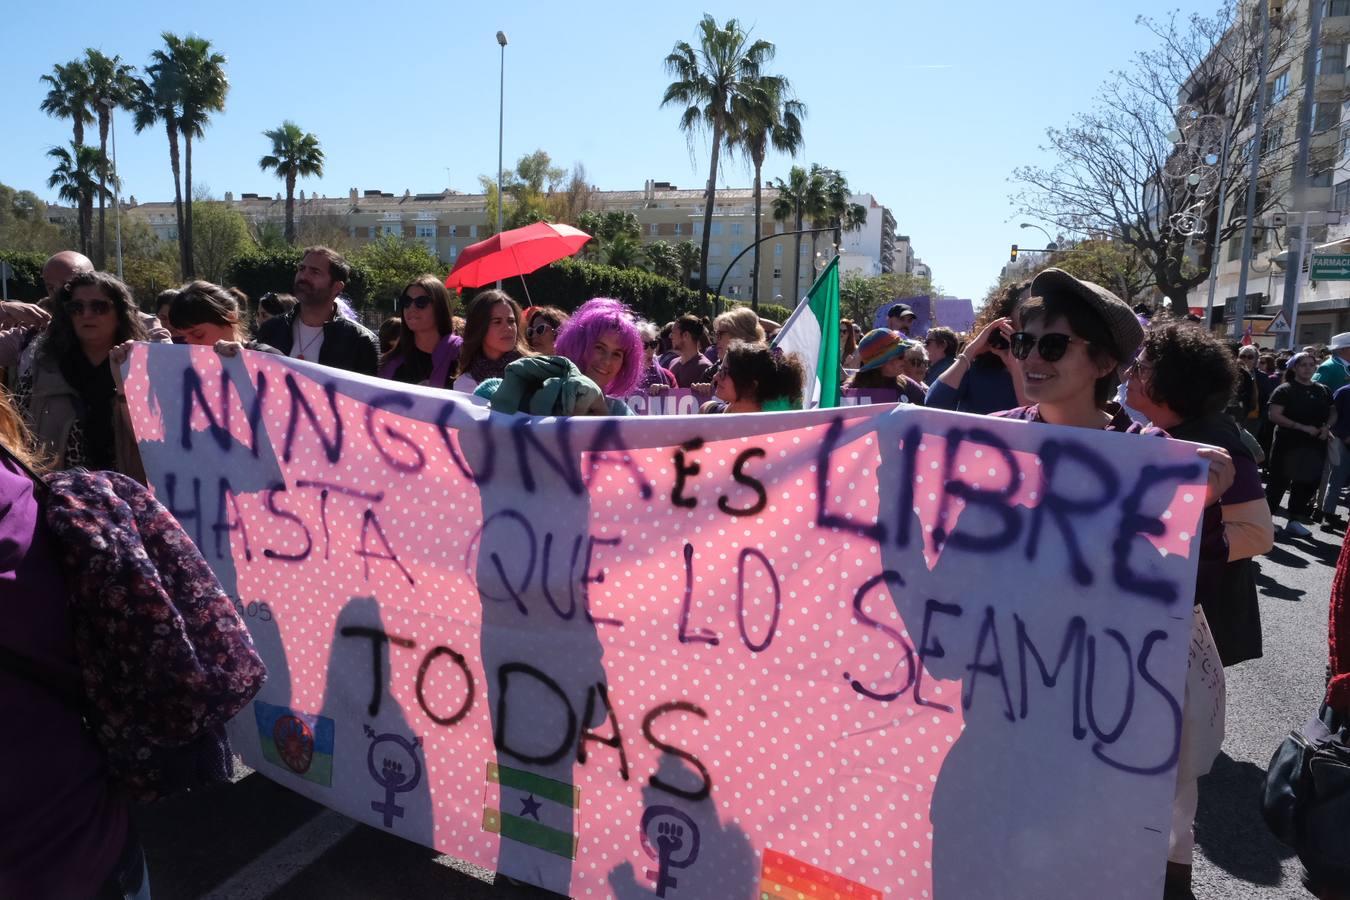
[1009,331,1087,363]
[528,323,556,337]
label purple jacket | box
[378,334,462,388]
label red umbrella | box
[444,222,592,303]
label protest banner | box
[624,388,701,416]
[932,298,976,334]
[841,388,903,407]
[123,344,1209,899]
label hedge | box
[0,250,48,301]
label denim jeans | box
[1322,441,1350,517]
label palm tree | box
[819,167,868,251]
[674,240,702,286]
[663,15,783,301]
[47,144,108,257]
[134,47,187,276]
[166,34,229,279]
[728,84,805,311]
[644,240,680,280]
[259,121,325,245]
[770,165,826,300]
[604,234,645,270]
[40,60,94,147]
[39,60,95,245]
[84,50,137,268]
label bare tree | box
[557,162,594,223]
[1014,6,1304,306]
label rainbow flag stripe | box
[758,848,881,900]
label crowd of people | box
[1,243,1348,898]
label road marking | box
[199,808,357,900]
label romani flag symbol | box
[481,762,580,859]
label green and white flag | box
[771,256,841,408]
[482,762,579,859]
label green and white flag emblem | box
[482,762,580,859]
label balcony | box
[1324,0,1350,40]
[1314,67,1345,100]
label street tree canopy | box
[1013,7,1302,306]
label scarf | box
[467,349,522,385]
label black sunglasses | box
[1009,331,1086,363]
[398,294,433,310]
[643,340,659,349]
[65,299,114,317]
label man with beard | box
[256,246,378,375]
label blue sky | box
[3,0,1215,300]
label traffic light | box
[1010,244,1019,262]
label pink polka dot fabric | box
[122,347,1210,900]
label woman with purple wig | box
[554,298,644,416]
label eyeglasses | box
[1009,331,1086,363]
[527,323,555,337]
[65,299,114,317]
[1125,357,1155,377]
[398,294,433,310]
[924,337,942,346]
[643,340,659,349]
[907,357,930,369]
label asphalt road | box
[134,527,1345,900]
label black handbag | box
[1263,704,1350,885]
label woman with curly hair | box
[452,289,530,394]
[22,271,156,476]
[378,275,461,388]
[926,281,1023,414]
[711,341,805,412]
[1123,320,1275,897]
[554,298,644,415]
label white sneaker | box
[1284,520,1313,538]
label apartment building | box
[839,194,899,276]
[1188,0,1350,344]
[111,179,915,304]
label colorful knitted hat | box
[857,328,907,372]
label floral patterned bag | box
[38,468,267,801]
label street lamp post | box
[713,226,834,316]
[495,30,508,289]
[1019,222,1057,252]
[99,96,124,280]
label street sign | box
[1311,253,1350,280]
[1266,309,1291,334]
